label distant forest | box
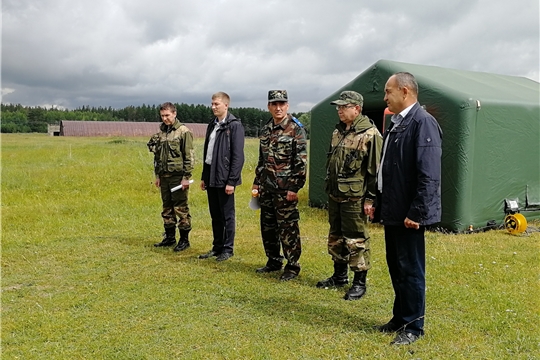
[0,103,310,137]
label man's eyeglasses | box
[335,105,355,111]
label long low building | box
[59,121,208,138]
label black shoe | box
[374,321,401,333]
[155,228,176,247]
[343,284,366,300]
[199,250,218,259]
[280,271,298,281]
[255,266,282,273]
[391,331,420,345]
[173,241,190,252]
[216,253,233,261]
[154,239,176,247]
[343,270,367,300]
[316,276,349,288]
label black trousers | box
[206,187,236,254]
[384,225,426,336]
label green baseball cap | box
[330,91,364,106]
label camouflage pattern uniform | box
[325,93,383,272]
[147,119,194,232]
[254,92,307,275]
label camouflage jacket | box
[254,114,307,193]
[325,114,382,203]
[147,119,194,179]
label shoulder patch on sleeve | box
[292,117,303,127]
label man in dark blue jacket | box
[375,72,442,345]
[199,92,245,261]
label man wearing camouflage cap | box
[252,90,308,281]
[317,90,383,300]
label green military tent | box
[309,59,540,233]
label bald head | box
[394,72,418,96]
[384,72,419,114]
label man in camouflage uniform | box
[316,91,383,300]
[252,90,308,281]
[147,102,194,252]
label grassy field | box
[1,133,539,360]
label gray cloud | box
[2,0,538,112]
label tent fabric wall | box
[309,60,540,232]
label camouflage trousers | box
[327,196,371,271]
[159,174,191,231]
[259,189,302,274]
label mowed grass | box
[1,133,539,360]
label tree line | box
[0,103,311,137]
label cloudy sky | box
[2,0,539,112]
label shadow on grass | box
[118,234,370,294]
[230,290,381,333]
[115,235,382,334]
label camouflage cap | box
[268,90,288,103]
[330,91,364,107]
